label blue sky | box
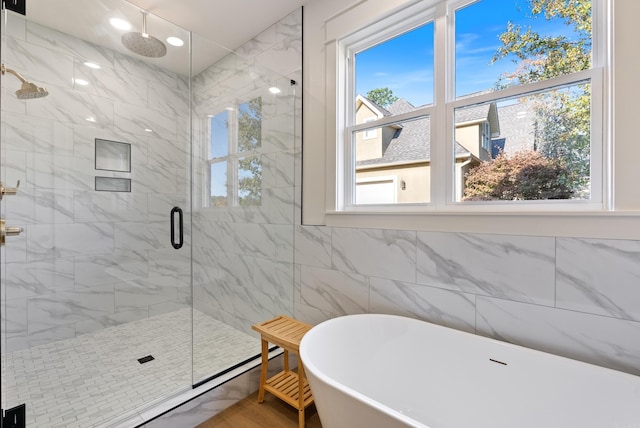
[355,0,578,107]
[210,162,227,198]
[210,111,229,158]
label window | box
[208,97,263,207]
[338,0,604,211]
[363,117,377,140]
[481,121,491,154]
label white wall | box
[612,0,640,209]
[296,0,640,377]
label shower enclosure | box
[0,0,299,426]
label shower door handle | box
[170,207,183,249]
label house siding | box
[357,163,430,203]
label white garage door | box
[355,176,397,204]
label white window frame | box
[206,108,234,208]
[336,0,608,214]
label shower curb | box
[103,348,285,428]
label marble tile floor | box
[1,308,261,428]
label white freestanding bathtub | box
[299,314,640,428]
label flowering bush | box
[463,151,575,201]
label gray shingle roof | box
[455,104,491,124]
[357,98,478,167]
[359,95,393,117]
[355,95,540,169]
[358,115,432,166]
[491,102,536,155]
[386,98,415,115]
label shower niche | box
[94,176,132,192]
[95,138,131,172]
[94,139,132,192]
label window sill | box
[324,210,640,239]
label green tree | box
[366,87,398,108]
[464,151,575,201]
[237,97,262,206]
[493,0,591,88]
[532,85,590,191]
[491,0,592,195]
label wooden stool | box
[252,315,314,428]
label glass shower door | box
[191,31,298,386]
[0,1,193,426]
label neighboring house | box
[490,101,536,157]
[354,94,501,203]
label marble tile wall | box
[191,8,302,335]
[1,16,191,353]
[293,226,640,376]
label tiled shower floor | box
[1,308,261,428]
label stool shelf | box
[265,370,314,409]
[252,315,314,428]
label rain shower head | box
[122,11,167,58]
[1,64,49,99]
[16,81,49,99]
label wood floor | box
[197,391,323,428]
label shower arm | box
[1,64,28,84]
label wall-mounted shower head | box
[122,11,167,58]
[1,64,49,99]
